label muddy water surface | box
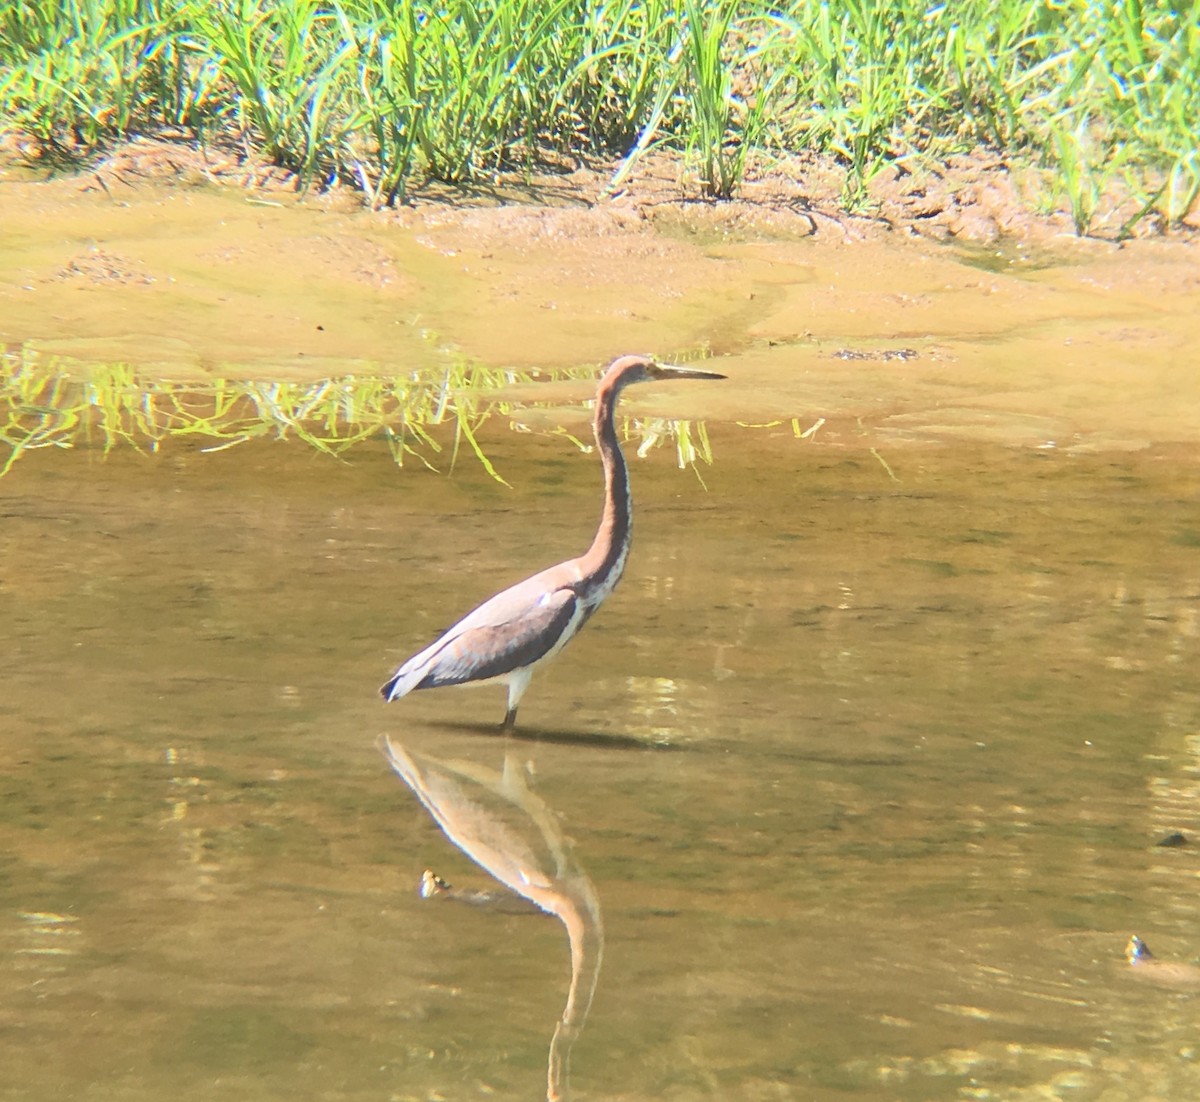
[2,172,1200,1100]
[3,417,1199,1101]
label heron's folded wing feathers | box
[413,587,580,689]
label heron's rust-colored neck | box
[577,373,632,591]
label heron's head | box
[603,354,727,389]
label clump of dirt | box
[34,130,298,194]
[53,248,155,286]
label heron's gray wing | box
[415,587,580,689]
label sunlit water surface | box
[2,407,1199,1101]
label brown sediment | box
[2,137,1198,451]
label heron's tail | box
[380,633,459,701]
[380,664,421,701]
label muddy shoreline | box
[3,137,1198,452]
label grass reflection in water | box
[0,350,717,481]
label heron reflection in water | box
[380,354,725,729]
[381,735,602,1102]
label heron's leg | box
[502,670,531,733]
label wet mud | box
[3,145,1198,452]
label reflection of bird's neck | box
[578,379,632,598]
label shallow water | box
[3,390,1199,1100]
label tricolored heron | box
[380,354,725,730]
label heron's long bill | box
[649,363,727,381]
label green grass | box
[0,351,716,480]
[0,0,1197,232]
